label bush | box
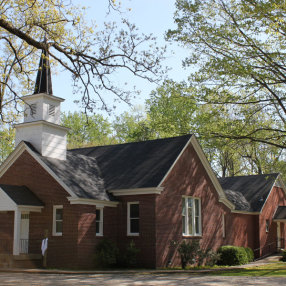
[177,240,200,269]
[122,240,140,267]
[217,245,248,266]
[94,239,119,268]
[244,247,254,262]
[205,249,221,266]
[281,249,286,262]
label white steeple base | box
[15,121,69,160]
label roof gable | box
[218,173,279,212]
[0,185,44,207]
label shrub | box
[94,239,119,268]
[244,247,254,262]
[177,240,200,269]
[122,240,140,267]
[217,245,248,266]
[281,249,286,262]
[205,249,221,266]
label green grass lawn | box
[207,262,286,277]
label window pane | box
[195,199,199,216]
[130,218,139,233]
[130,204,139,218]
[56,221,62,233]
[96,209,100,221]
[56,209,63,220]
[182,216,186,234]
[182,198,186,215]
[195,217,200,234]
[96,222,100,234]
[188,198,193,208]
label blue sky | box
[53,0,189,117]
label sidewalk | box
[0,254,282,275]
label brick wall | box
[154,143,260,267]
[114,195,156,268]
[0,211,14,253]
[259,186,286,256]
[0,151,94,269]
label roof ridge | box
[68,134,192,152]
[218,173,279,180]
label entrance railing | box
[253,238,285,259]
[19,239,42,255]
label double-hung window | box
[96,208,103,236]
[127,202,139,236]
[182,197,201,236]
[53,205,63,236]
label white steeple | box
[15,49,68,160]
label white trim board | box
[109,187,163,196]
[68,197,119,207]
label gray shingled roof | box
[25,135,192,200]
[218,173,279,212]
[273,206,286,220]
[69,135,192,191]
[0,185,44,206]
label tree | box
[0,0,165,122]
[145,80,286,177]
[61,111,113,148]
[112,106,155,143]
[167,0,286,148]
[0,126,15,163]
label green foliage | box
[204,249,221,267]
[177,240,200,269]
[217,246,249,266]
[121,240,140,267]
[281,250,286,262]
[244,247,254,263]
[167,0,286,149]
[0,127,15,163]
[94,239,119,268]
[61,112,113,149]
[112,106,155,143]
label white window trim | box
[182,196,202,237]
[96,208,103,236]
[127,202,139,236]
[53,205,63,236]
[266,219,269,233]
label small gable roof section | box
[0,185,44,211]
[219,173,280,212]
[273,206,286,221]
[70,134,193,190]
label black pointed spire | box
[34,48,53,95]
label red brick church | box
[0,50,285,268]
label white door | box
[20,213,30,254]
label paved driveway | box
[0,273,286,286]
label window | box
[222,213,225,238]
[96,208,103,236]
[266,219,269,233]
[127,202,139,236]
[53,205,63,236]
[30,103,37,116]
[48,104,55,116]
[182,197,201,236]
